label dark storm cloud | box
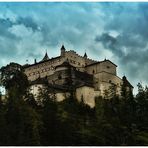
[0,18,16,39]
[104,4,148,38]
[16,17,39,31]
[0,18,21,62]
[94,3,148,89]
[0,2,148,92]
[95,33,122,56]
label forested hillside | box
[0,63,148,146]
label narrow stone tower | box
[84,51,88,66]
[42,51,49,61]
[61,45,66,57]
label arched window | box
[93,70,95,74]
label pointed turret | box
[34,59,37,64]
[61,45,65,50]
[84,51,88,67]
[84,52,87,58]
[61,45,66,57]
[42,51,49,61]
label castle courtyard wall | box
[76,86,96,108]
[30,84,44,98]
[55,92,71,102]
[24,57,66,81]
[65,51,96,69]
[99,61,117,75]
[86,60,117,76]
[94,72,122,85]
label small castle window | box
[58,74,62,80]
[107,66,110,69]
[93,70,95,74]
[109,80,112,83]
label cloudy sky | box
[0,2,148,93]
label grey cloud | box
[16,17,39,31]
[95,33,116,45]
[95,33,123,56]
[28,52,42,58]
[0,18,13,28]
[95,30,148,87]
[94,3,148,88]
[0,16,43,65]
[103,3,148,39]
[0,18,18,39]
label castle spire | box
[84,51,87,58]
[61,44,66,57]
[42,50,49,61]
[34,58,37,64]
[61,45,65,50]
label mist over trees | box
[0,63,148,146]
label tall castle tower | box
[61,45,66,57]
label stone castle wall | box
[86,60,117,76]
[24,46,132,108]
[65,50,96,67]
[24,57,65,81]
[76,86,96,108]
[24,49,97,81]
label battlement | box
[65,50,80,57]
[65,50,97,64]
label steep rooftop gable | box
[86,59,117,67]
[42,51,49,61]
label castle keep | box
[24,45,133,108]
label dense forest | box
[0,63,148,146]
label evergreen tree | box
[0,63,42,146]
[0,92,8,145]
[38,86,58,145]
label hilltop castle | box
[24,45,133,108]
